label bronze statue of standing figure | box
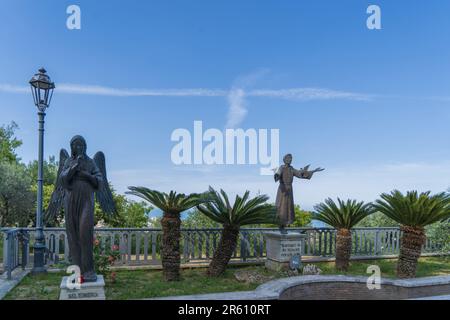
[46,135,116,282]
[274,154,324,234]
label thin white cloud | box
[57,84,227,97]
[0,82,371,100]
[249,88,371,101]
[225,88,247,128]
[0,83,226,97]
[0,84,28,94]
[225,69,270,128]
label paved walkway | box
[0,269,30,300]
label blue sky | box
[0,0,449,210]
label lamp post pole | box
[29,68,55,275]
[32,110,47,274]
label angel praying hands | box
[46,135,116,282]
[274,154,324,234]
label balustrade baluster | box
[212,231,217,255]
[329,231,333,256]
[313,231,317,255]
[318,231,323,256]
[151,232,157,261]
[143,233,149,261]
[259,233,264,258]
[136,232,141,262]
[54,233,60,262]
[198,231,203,259]
[253,232,258,258]
[396,230,400,254]
[64,234,69,262]
[205,231,210,259]
[190,231,196,259]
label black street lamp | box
[29,68,55,274]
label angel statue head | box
[46,136,116,282]
[70,135,87,157]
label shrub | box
[93,236,121,275]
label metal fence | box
[1,227,444,276]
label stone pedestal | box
[59,275,106,300]
[264,231,306,271]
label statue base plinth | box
[264,231,306,271]
[59,275,105,300]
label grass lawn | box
[4,256,449,300]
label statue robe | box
[274,165,313,226]
[60,154,103,279]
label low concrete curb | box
[410,294,450,300]
[149,275,450,300]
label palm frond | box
[373,190,450,227]
[196,186,277,227]
[126,186,207,214]
[313,198,375,229]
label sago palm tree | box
[196,187,277,277]
[127,187,207,281]
[374,190,450,278]
[313,198,375,271]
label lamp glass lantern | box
[29,68,55,112]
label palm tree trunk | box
[161,212,181,281]
[397,225,426,278]
[207,224,240,277]
[335,228,352,271]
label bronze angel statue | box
[46,135,116,282]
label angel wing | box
[45,149,69,225]
[94,151,116,215]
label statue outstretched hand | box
[303,164,324,173]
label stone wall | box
[279,281,450,300]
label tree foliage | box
[95,191,152,228]
[0,122,35,227]
[0,161,35,226]
[0,122,22,163]
[357,211,398,227]
[426,220,450,253]
[292,205,313,227]
[26,156,58,186]
[183,208,221,228]
[261,204,312,228]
